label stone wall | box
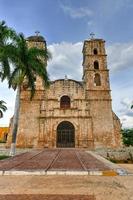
[95,147,133,161]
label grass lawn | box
[0,155,10,160]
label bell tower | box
[82,35,111,97]
[82,34,116,147]
[26,33,47,90]
[27,33,47,51]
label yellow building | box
[0,127,9,142]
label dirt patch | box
[0,194,95,200]
[0,176,132,200]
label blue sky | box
[0,0,133,127]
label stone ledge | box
[3,170,46,176]
[0,170,120,176]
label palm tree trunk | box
[9,86,21,156]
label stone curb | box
[3,170,46,176]
[0,171,4,175]
[0,170,121,176]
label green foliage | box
[7,33,50,99]
[0,155,10,160]
[0,100,7,118]
[0,140,6,143]
[0,21,51,99]
[0,20,17,81]
[121,128,133,146]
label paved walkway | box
[0,149,126,175]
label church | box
[7,34,121,149]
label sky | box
[0,0,133,128]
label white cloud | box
[107,42,133,72]
[107,42,133,128]
[121,115,133,128]
[118,98,133,128]
[60,4,93,19]
[48,42,83,80]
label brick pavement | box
[0,149,115,174]
[0,194,95,200]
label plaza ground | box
[0,173,133,200]
[0,149,133,200]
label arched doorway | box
[57,121,75,148]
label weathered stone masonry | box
[7,35,122,149]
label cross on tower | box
[35,31,40,36]
[90,32,95,39]
[65,75,68,80]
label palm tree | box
[7,33,50,155]
[0,100,7,118]
[0,21,50,155]
[0,20,17,81]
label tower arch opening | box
[60,95,70,109]
[94,73,101,86]
[93,48,98,55]
[94,61,99,70]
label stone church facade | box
[7,35,121,149]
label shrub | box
[121,128,133,146]
[0,155,10,160]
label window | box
[94,61,99,70]
[93,48,98,55]
[94,73,101,86]
[60,96,70,109]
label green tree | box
[122,128,133,146]
[0,20,17,81]
[0,100,7,118]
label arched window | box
[93,48,98,55]
[94,61,99,70]
[94,73,101,86]
[60,96,70,109]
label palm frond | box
[8,67,21,89]
[0,58,10,81]
[0,100,6,104]
[28,47,51,61]
[0,20,17,44]
[0,110,3,118]
[26,70,36,99]
[0,100,7,118]
[0,105,7,111]
[0,21,18,81]
[1,23,50,98]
